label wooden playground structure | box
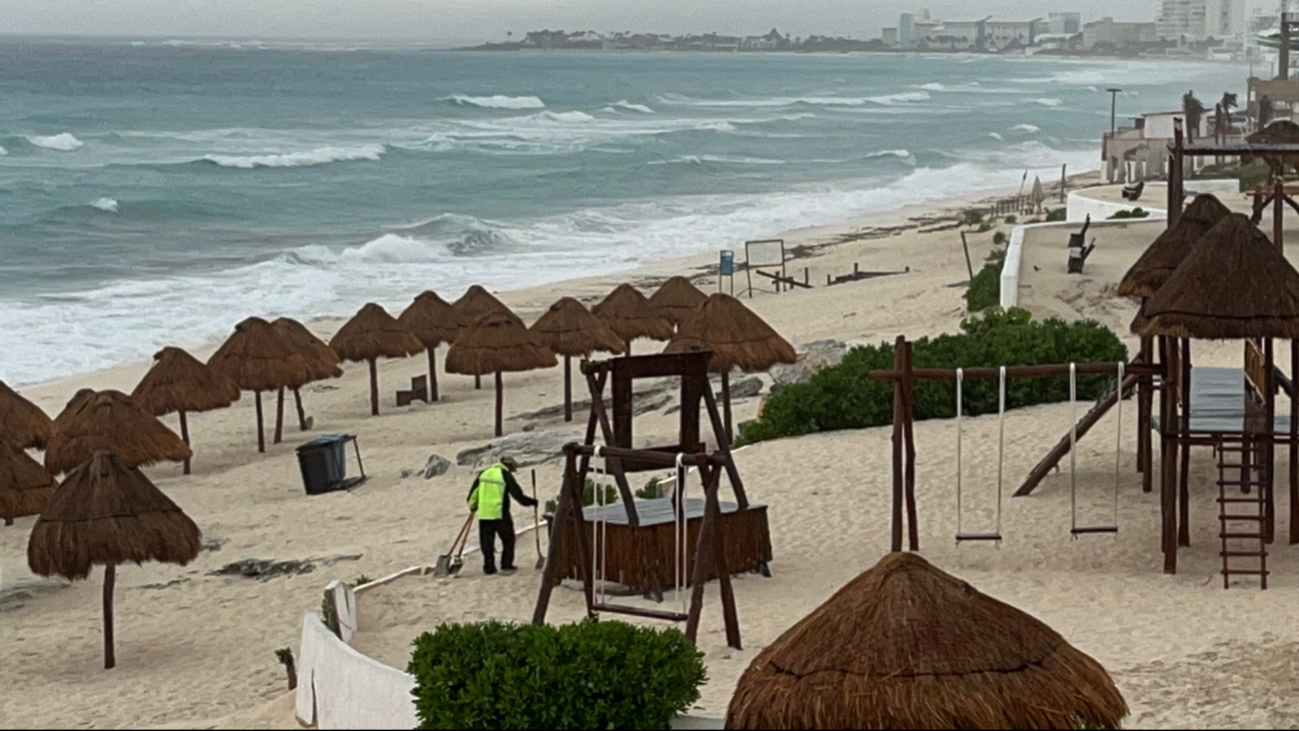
[532,351,772,648]
[869,120,1299,588]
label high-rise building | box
[1049,12,1083,35]
[1156,0,1245,41]
[900,13,915,48]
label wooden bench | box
[396,375,429,406]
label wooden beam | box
[891,336,905,553]
[902,340,919,552]
[583,368,641,527]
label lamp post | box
[1107,87,1122,135]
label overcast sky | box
[3,1,1173,44]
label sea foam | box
[28,133,84,151]
[202,144,386,168]
[448,94,546,110]
[91,197,119,212]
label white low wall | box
[1065,179,1240,223]
[999,218,1164,310]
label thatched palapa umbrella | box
[131,347,240,475]
[665,293,795,444]
[397,291,467,403]
[28,451,201,669]
[1118,194,1231,298]
[648,275,709,327]
[593,283,674,354]
[726,552,1128,730]
[530,297,625,422]
[208,317,311,453]
[447,311,557,437]
[329,303,425,416]
[0,442,58,526]
[1134,213,1299,339]
[272,317,343,440]
[453,285,522,389]
[0,380,54,451]
[45,390,192,476]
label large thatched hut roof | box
[45,390,192,475]
[446,311,557,376]
[649,276,709,326]
[398,291,466,348]
[665,293,795,373]
[329,303,425,363]
[453,285,523,326]
[208,317,312,393]
[272,318,343,383]
[0,443,58,522]
[726,552,1128,730]
[1117,194,1231,298]
[132,347,241,417]
[593,284,675,344]
[530,297,625,357]
[0,381,54,450]
[1134,213,1299,340]
[28,451,201,581]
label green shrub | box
[1045,207,1067,222]
[1004,214,1017,224]
[410,619,706,730]
[977,221,995,233]
[737,308,1128,445]
[1108,207,1149,220]
[992,230,1008,246]
[962,208,985,226]
[544,478,620,515]
[637,477,661,500]
[964,246,1006,312]
[353,574,373,588]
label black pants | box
[479,518,515,574]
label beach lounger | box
[1121,181,1144,201]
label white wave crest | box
[340,234,455,264]
[202,144,386,169]
[1029,98,1064,108]
[1009,124,1042,133]
[0,145,7,156]
[91,197,119,213]
[28,133,84,151]
[866,149,915,163]
[448,94,546,110]
[526,110,598,125]
[611,100,654,113]
[988,132,1004,141]
[865,91,931,106]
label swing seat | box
[592,603,689,623]
[1071,526,1118,536]
[956,532,1003,543]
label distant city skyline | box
[5,0,1169,45]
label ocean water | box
[0,37,1244,385]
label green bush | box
[962,208,986,226]
[410,619,706,730]
[977,221,995,233]
[637,477,661,500]
[1108,207,1149,220]
[737,308,1128,445]
[1004,214,1017,224]
[544,478,621,515]
[992,230,1008,246]
[964,246,1006,312]
[1045,207,1067,222]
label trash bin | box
[297,434,349,495]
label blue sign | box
[719,250,735,276]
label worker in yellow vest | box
[467,457,537,575]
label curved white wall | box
[1065,179,1240,224]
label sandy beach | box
[8,173,1299,730]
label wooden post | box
[179,410,191,475]
[1138,334,1153,491]
[274,387,285,445]
[255,391,265,454]
[533,451,580,625]
[103,564,116,670]
[368,358,380,416]
[475,374,481,390]
[721,372,734,446]
[1171,121,1185,226]
[1276,176,1286,252]
[427,347,439,402]
[293,387,308,431]
[902,340,919,551]
[685,463,741,649]
[1265,338,1277,543]
[495,371,504,438]
[1178,339,1190,547]
[1160,337,1178,573]
[890,336,905,553]
[1291,339,1298,545]
[564,355,573,423]
[1060,163,1067,203]
[960,232,975,281]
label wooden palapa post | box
[1178,338,1191,547]
[427,347,440,402]
[1160,337,1179,573]
[564,355,573,422]
[254,391,266,453]
[1265,338,1277,543]
[902,339,919,551]
[293,387,308,431]
[274,387,286,445]
[890,335,905,553]
[367,357,380,416]
[103,564,116,670]
[494,371,504,438]
[1291,339,1298,545]
[178,410,191,475]
[1139,335,1154,492]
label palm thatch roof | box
[446,311,557,376]
[453,285,523,326]
[1117,194,1231,298]
[0,381,54,450]
[28,451,201,581]
[45,390,193,475]
[272,318,344,383]
[592,284,675,343]
[648,276,709,326]
[1134,213,1299,339]
[726,552,1128,730]
[665,293,796,373]
[208,317,312,393]
[0,443,58,522]
[398,291,466,348]
[132,347,241,417]
[1242,120,1299,171]
[329,303,425,363]
[530,297,625,357]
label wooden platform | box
[1155,367,1292,436]
[550,498,772,594]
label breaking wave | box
[447,94,546,110]
[28,133,84,151]
[201,144,386,168]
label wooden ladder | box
[1216,438,1269,590]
